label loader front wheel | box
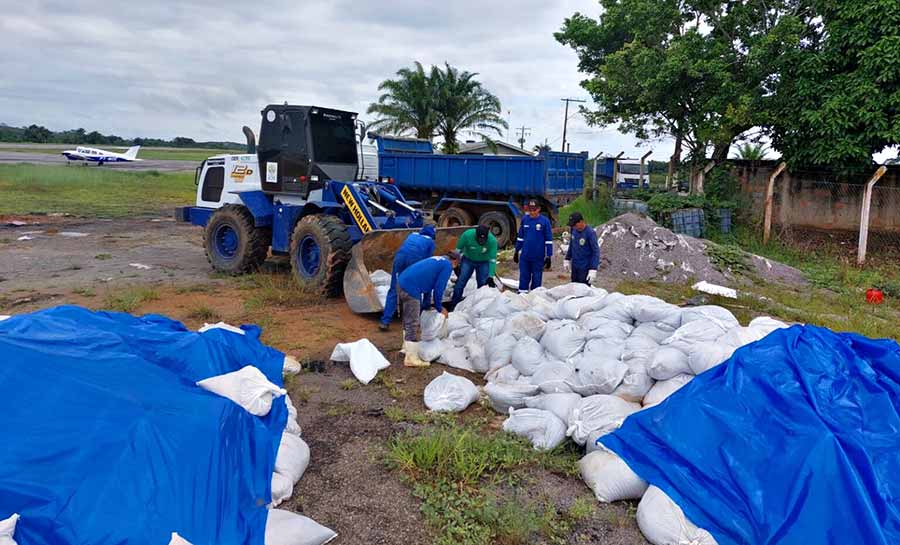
[204,205,270,274]
[437,206,473,228]
[290,215,352,297]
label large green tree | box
[768,0,900,168]
[367,62,507,152]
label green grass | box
[0,164,195,217]
[385,420,582,545]
[0,144,242,162]
[559,195,613,228]
[240,272,324,311]
[186,304,220,322]
[102,287,160,313]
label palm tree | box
[533,143,551,154]
[432,63,507,154]
[367,62,439,139]
[735,142,768,160]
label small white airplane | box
[61,145,142,165]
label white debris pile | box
[424,282,789,545]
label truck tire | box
[204,205,270,274]
[290,215,352,297]
[437,207,474,228]
[478,210,514,248]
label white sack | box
[749,316,789,335]
[647,347,692,381]
[474,317,506,338]
[168,532,193,545]
[612,360,655,403]
[424,372,480,413]
[284,394,302,436]
[485,333,518,370]
[687,342,735,375]
[568,354,628,396]
[446,311,471,333]
[511,336,545,376]
[275,433,310,484]
[447,327,472,348]
[554,295,608,320]
[270,472,294,507]
[592,299,634,324]
[585,428,608,453]
[661,318,732,354]
[419,339,447,363]
[485,381,540,413]
[501,311,547,341]
[636,486,718,545]
[643,374,694,407]
[455,285,498,314]
[627,295,684,328]
[548,282,596,300]
[485,364,521,384]
[439,346,475,372]
[567,394,641,445]
[198,321,246,335]
[579,448,648,502]
[680,305,739,328]
[420,310,448,341]
[529,296,558,321]
[502,408,567,450]
[265,509,338,545]
[530,360,576,393]
[464,337,490,373]
[582,338,625,361]
[0,316,10,322]
[524,393,582,422]
[329,339,390,385]
[630,322,677,343]
[197,366,286,417]
[583,319,634,342]
[0,514,18,545]
[369,269,391,286]
[541,320,587,360]
[282,355,302,376]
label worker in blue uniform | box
[397,251,461,367]
[513,199,553,292]
[563,212,600,285]
[378,225,436,331]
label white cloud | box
[0,0,671,158]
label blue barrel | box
[717,208,732,234]
[613,198,650,216]
[670,208,705,237]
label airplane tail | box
[123,146,141,160]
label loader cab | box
[257,104,359,197]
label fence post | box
[857,165,888,265]
[591,152,603,202]
[640,151,652,189]
[611,151,624,193]
[694,161,716,195]
[763,161,787,244]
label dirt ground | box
[1,215,647,545]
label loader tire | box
[204,205,270,275]
[437,206,474,228]
[290,215,352,297]
[478,210,514,248]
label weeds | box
[95,253,112,260]
[705,242,750,274]
[175,283,216,294]
[240,272,323,310]
[373,373,407,399]
[186,304,220,322]
[103,287,160,313]
[339,378,360,391]
[72,287,96,297]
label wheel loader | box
[175,104,465,313]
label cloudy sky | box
[0,0,672,159]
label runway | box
[0,151,197,172]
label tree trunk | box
[666,134,683,190]
[711,142,730,164]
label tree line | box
[0,124,243,149]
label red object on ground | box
[866,288,884,305]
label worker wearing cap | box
[451,225,498,305]
[514,200,553,292]
[379,225,436,331]
[564,212,600,285]
[397,251,461,367]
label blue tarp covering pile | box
[602,324,900,545]
[0,306,288,545]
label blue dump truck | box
[369,134,587,246]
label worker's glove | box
[486,277,496,289]
[587,269,597,283]
[544,257,552,271]
[513,251,519,264]
[563,260,571,273]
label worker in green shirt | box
[450,225,498,305]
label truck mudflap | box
[343,227,469,314]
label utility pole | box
[560,98,586,152]
[516,125,531,150]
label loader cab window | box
[201,166,225,202]
[310,111,357,165]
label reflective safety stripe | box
[516,238,524,241]
[545,241,553,244]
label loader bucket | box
[344,226,469,314]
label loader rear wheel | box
[204,205,270,274]
[290,215,352,297]
[437,206,474,228]
[478,210,514,248]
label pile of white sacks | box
[418,284,788,545]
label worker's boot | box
[402,341,429,368]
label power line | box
[516,125,531,150]
[560,98,586,152]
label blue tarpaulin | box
[0,306,288,545]
[601,324,900,545]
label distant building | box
[458,140,534,157]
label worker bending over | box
[379,225,435,331]
[563,212,599,285]
[514,199,553,292]
[397,251,461,367]
[450,225,498,306]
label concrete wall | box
[731,161,900,234]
